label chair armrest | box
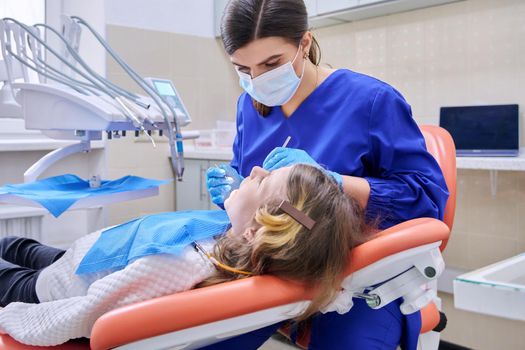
[90,275,312,350]
[345,217,450,275]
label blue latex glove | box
[206,164,244,206]
[263,147,343,188]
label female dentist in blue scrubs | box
[205,0,449,349]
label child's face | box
[225,166,292,240]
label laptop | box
[439,104,520,157]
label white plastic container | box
[194,127,235,149]
[194,129,215,149]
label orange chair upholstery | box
[0,125,456,350]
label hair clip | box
[278,200,316,230]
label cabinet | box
[317,0,359,15]
[304,0,318,16]
[308,0,462,28]
[176,156,232,211]
[215,0,462,34]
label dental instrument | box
[70,16,186,180]
[282,135,291,148]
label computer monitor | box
[439,104,519,156]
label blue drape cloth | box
[0,174,169,217]
[76,210,231,275]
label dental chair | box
[0,125,456,350]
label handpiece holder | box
[0,15,193,183]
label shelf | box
[0,187,159,214]
[181,145,233,161]
[456,149,525,171]
[0,138,105,152]
[308,0,462,28]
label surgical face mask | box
[236,46,306,107]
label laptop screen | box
[439,104,519,152]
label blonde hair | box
[197,164,368,319]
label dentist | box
[205,0,449,349]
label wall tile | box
[466,171,518,240]
[422,0,468,64]
[106,137,141,169]
[107,25,172,77]
[516,172,525,243]
[451,170,470,233]
[440,292,525,349]
[197,78,238,130]
[467,233,517,269]
[442,231,470,270]
[314,22,357,68]
[470,303,525,349]
[386,11,425,67]
[517,240,525,254]
[439,293,475,346]
[423,57,469,121]
[170,34,208,79]
[384,63,425,119]
[352,17,387,69]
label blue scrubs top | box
[231,69,449,229]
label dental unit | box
[0,15,193,185]
[0,15,197,214]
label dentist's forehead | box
[230,37,295,66]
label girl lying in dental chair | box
[0,164,369,346]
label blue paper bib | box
[76,210,231,275]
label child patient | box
[0,164,368,346]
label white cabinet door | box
[176,158,233,211]
[359,0,385,5]
[176,159,211,211]
[305,0,318,17]
[317,0,359,15]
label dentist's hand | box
[263,147,318,170]
[263,147,343,188]
[206,164,244,207]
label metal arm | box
[71,16,185,180]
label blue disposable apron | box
[76,210,231,275]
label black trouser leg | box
[0,236,65,269]
[0,258,40,306]
[0,236,66,306]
